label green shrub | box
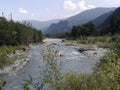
[0,45,26,68]
[0,78,6,90]
[61,72,110,90]
[0,53,12,68]
[98,50,120,90]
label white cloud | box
[112,0,120,7]
[87,5,96,9]
[78,0,95,11]
[63,0,96,19]
[78,0,87,10]
[19,8,28,14]
[64,0,95,11]
[31,13,34,17]
[64,0,77,11]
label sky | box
[0,0,120,21]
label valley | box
[0,1,120,89]
[1,38,108,90]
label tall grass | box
[1,35,120,90]
[72,36,111,48]
[21,43,120,90]
[0,45,26,68]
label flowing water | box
[3,38,99,90]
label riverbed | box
[1,38,108,90]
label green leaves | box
[0,78,6,90]
[42,47,62,90]
[70,22,98,39]
[0,16,43,46]
[98,47,120,89]
[21,82,30,90]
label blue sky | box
[0,0,120,21]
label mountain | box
[23,19,61,33]
[46,20,71,34]
[67,8,115,25]
[99,7,120,35]
[92,11,113,27]
[46,8,115,35]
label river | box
[3,38,103,90]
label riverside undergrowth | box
[1,35,120,90]
[21,35,120,90]
[0,45,26,68]
[21,46,63,90]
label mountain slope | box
[100,7,120,34]
[46,20,71,34]
[24,19,61,33]
[67,8,115,25]
[46,8,115,35]
[92,11,113,27]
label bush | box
[111,34,120,54]
[0,45,26,68]
[61,72,110,90]
[98,50,120,90]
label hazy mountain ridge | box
[46,7,115,35]
[100,7,120,27]
[67,8,115,25]
[99,7,120,34]
[23,19,62,33]
[92,11,113,27]
[46,20,71,34]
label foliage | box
[0,16,43,46]
[98,52,120,89]
[0,15,43,68]
[22,47,63,90]
[0,7,120,90]
[21,82,30,90]
[70,22,98,39]
[0,78,6,90]
[0,37,119,90]
[60,72,110,90]
[69,7,120,38]
[111,34,120,54]
[96,35,120,90]
[0,45,26,68]
[42,47,62,90]
[99,7,120,35]
[61,36,120,90]
[72,36,111,48]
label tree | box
[0,16,43,46]
[70,26,79,39]
[70,22,98,39]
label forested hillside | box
[0,16,42,46]
[46,20,71,35]
[70,7,120,39]
[65,7,120,90]
[100,7,120,35]
[46,8,115,35]
[92,11,113,27]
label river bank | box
[0,39,108,75]
[0,38,111,90]
[63,40,109,60]
[0,46,30,76]
[0,39,109,76]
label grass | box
[60,72,110,90]
[1,35,120,90]
[66,36,112,48]
[95,42,111,48]
[60,35,120,90]
[59,46,120,90]
[0,45,26,68]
